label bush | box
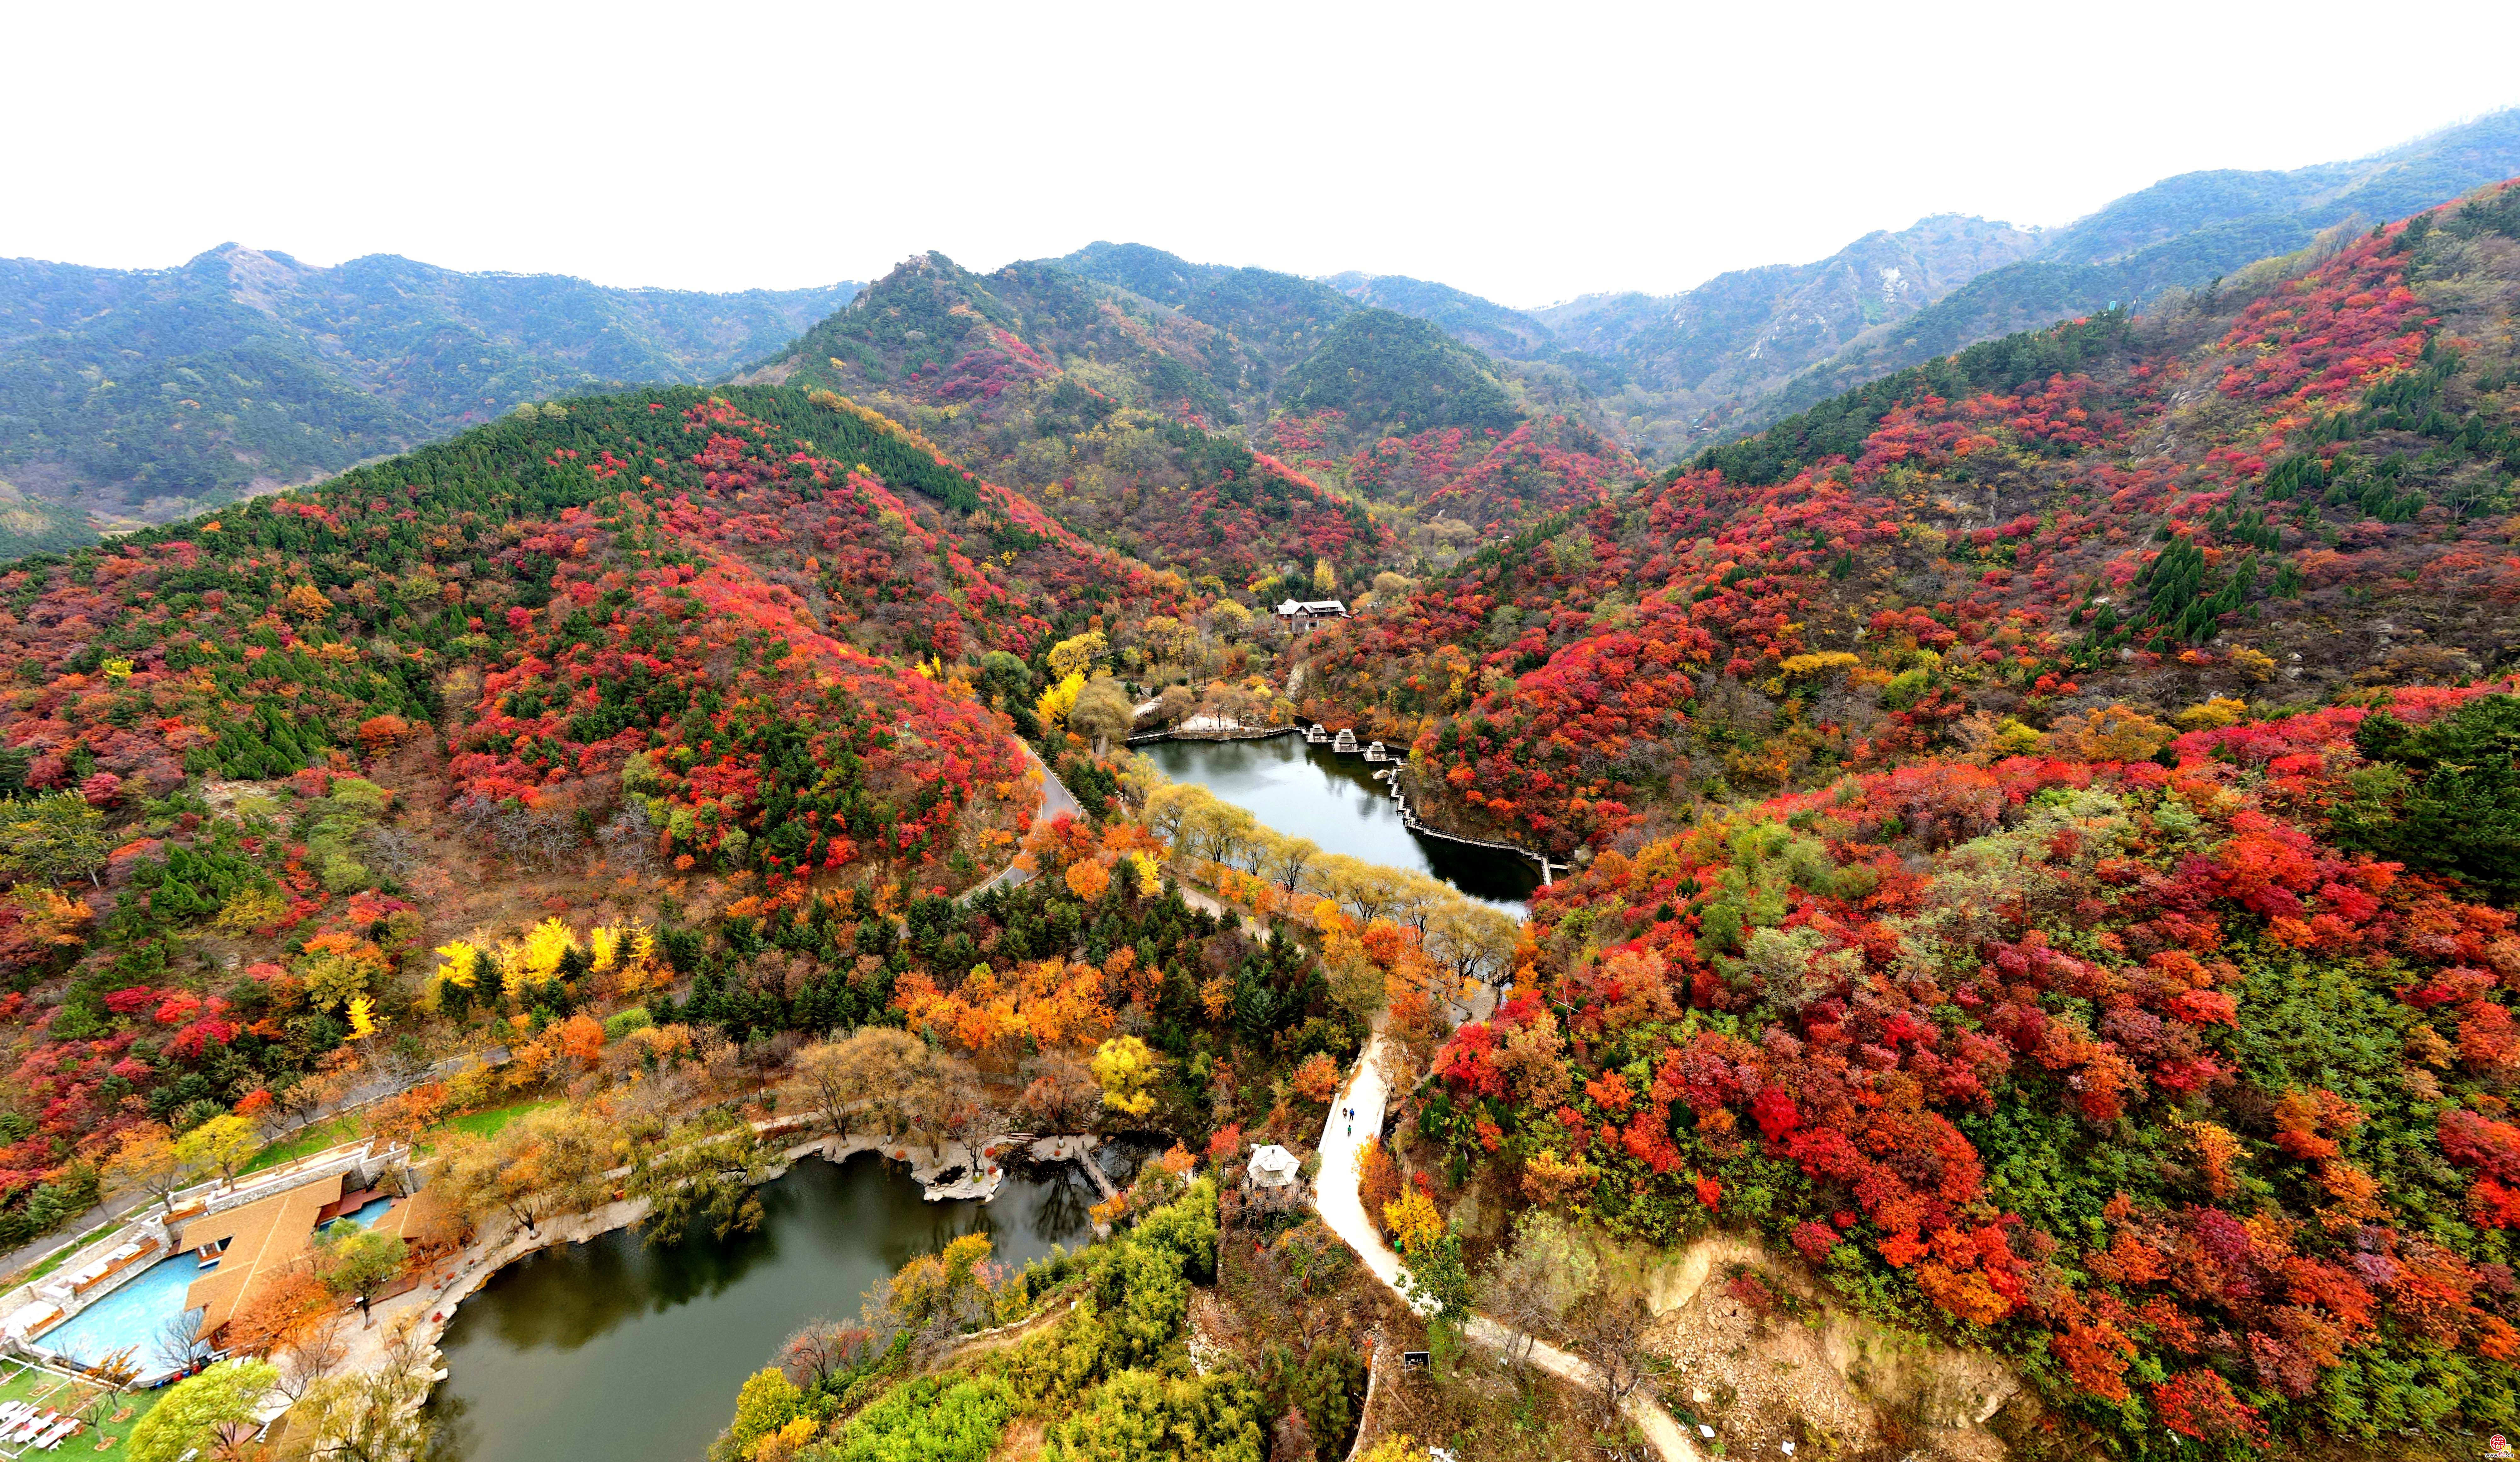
[827,1375,1011,1462]
[1041,1368,1268,1462]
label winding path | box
[965,740,1081,900]
[1314,1033,1699,1462]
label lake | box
[1141,735,1540,913]
[427,1152,1098,1462]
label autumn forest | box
[3,139,2520,1462]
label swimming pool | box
[318,1197,396,1233]
[37,1258,203,1380]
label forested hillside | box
[741,250,1632,590]
[1424,682,2520,1454]
[1661,110,2520,445]
[0,246,859,551]
[1294,181,2520,859]
[1518,214,2044,454]
[0,376,1238,1243]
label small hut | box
[1247,1144,1301,1205]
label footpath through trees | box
[1313,1029,1700,1462]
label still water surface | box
[429,1152,1097,1462]
[1142,735,1539,913]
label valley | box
[1,107,2519,1462]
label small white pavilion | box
[1247,1144,1301,1193]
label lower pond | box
[428,1152,1100,1462]
[1141,734,1540,914]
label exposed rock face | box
[1637,1234,2021,1460]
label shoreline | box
[396,1129,1114,1390]
[1134,722,1566,886]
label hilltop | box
[0,246,859,551]
[1292,180,2520,857]
[739,249,1633,591]
[1333,110,2520,462]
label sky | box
[10,1,2520,309]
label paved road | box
[965,740,1080,900]
[1314,1032,1699,1462]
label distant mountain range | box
[0,245,857,549]
[3,108,2515,560]
[1325,108,2520,457]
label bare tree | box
[1423,900,1521,1001]
[151,1308,207,1378]
[432,1106,616,1238]
[359,826,423,884]
[780,1028,924,1140]
[1018,1054,1098,1134]
[597,804,661,875]
[1269,1407,1314,1462]
[1569,1290,1656,1412]
[776,1319,878,1392]
[279,1332,434,1462]
[932,1086,999,1175]
[274,1306,355,1403]
[1478,1210,1600,1366]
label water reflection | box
[1143,736,1540,913]
[429,1151,1089,1462]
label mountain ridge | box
[0,245,860,551]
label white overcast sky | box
[10,1,2519,309]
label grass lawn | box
[19,1248,75,1288]
[239,1115,364,1176]
[241,1094,559,1175]
[0,1359,163,1462]
[428,1098,559,1143]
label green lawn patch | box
[239,1094,557,1175]
[240,1115,363,1175]
[0,1359,164,1462]
[431,1098,559,1143]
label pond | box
[428,1152,1098,1462]
[1142,735,1540,914]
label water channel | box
[428,1151,1102,1462]
[1140,735,1541,914]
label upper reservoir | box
[1141,735,1540,913]
[429,1152,1098,1462]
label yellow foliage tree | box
[1046,630,1108,681]
[1091,1035,1159,1117]
[1035,672,1083,729]
[295,931,386,1011]
[519,918,578,978]
[425,941,482,1013]
[1383,1189,1444,1257]
[2176,697,2249,731]
[173,1114,261,1187]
